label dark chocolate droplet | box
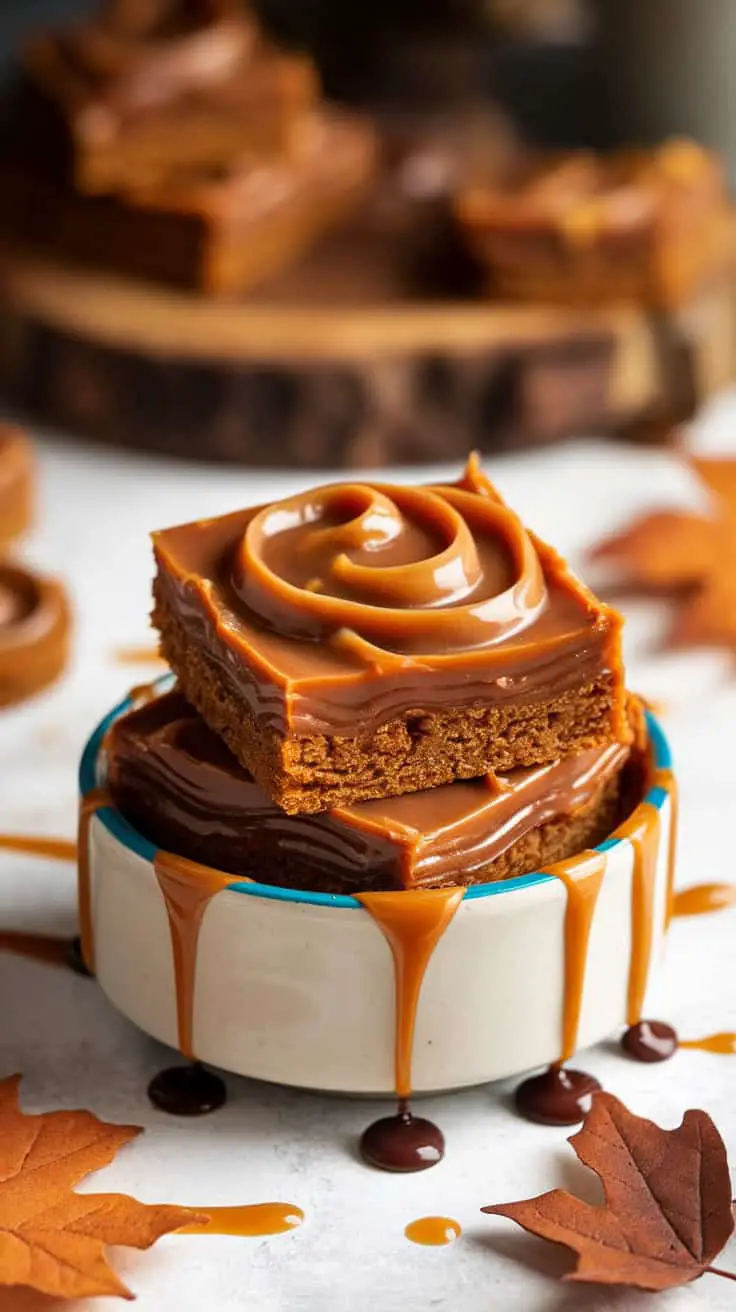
[621,1020,679,1063]
[515,1066,602,1126]
[66,936,93,978]
[360,1104,444,1173]
[147,1063,227,1116]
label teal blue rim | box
[80,679,672,910]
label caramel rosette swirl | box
[231,482,548,659]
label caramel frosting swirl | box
[231,481,548,657]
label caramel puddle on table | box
[153,850,245,1061]
[404,1217,461,1246]
[680,1033,736,1055]
[182,1203,304,1237]
[672,883,736,917]
[77,787,113,975]
[357,887,465,1171]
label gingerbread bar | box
[455,140,732,310]
[106,688,632,893]
[152,458,627,813]
[21,0,318,195]
[3,111,376,295]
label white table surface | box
[1,400,735,1312]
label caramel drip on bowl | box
[654,769,678,928]
[357,887,465,1098]
[616,801,661,1026]
[672,884,736,917]
[541,851,606,1063]
[181,1203,304,1237]
[77,787,113,975]
[153,851,242,1060]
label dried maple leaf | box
[591,456,736,654]
[482,1091,735,1292]
[0,1074,205,1301]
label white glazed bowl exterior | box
[81,692,675,1095]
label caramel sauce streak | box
[654,769,678,928]
[0,834,77,861]
[680,1033,736,1055]
[357,888,465,1099]
[181,1203,304,1237]
[0,931,70,968]
[616,801,661,1026]
[153,851,242,1060]
[113,645,164,665]
[541,851,606,1063]
[77,787,113,975]
[673,884,736,918]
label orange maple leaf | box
[483,1091,735,1292]
[0,1074,205,1301]
[591,456,736,653]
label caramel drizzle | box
[615,800,661,1026]
[153,851,243,1060]
[0,931,70,968]
[357,888,465,1099]
[181,1203,304,1237]
[77,788,113,975]
[0,834,77,861]
[541,851,606,1063]
[680,1033,736,1055]
[673,884,736,918]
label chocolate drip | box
[147,1061,226,1115]
[515,1065,602,1126]
[621,1019,678,1063]
[360,1105,445,1173]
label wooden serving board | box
[0,234,730,467]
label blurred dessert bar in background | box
[456,140,732,308]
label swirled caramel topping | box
[231,482,547,657]
[0,564,71,707]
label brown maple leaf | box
[482,1091,735,1292]
[591,456,736,654]
[0,1074,205,1301]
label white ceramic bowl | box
[80,688,675,1095]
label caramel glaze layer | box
[152,459,625,738]
[106,690,630,893]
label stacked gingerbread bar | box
[4,0,376,295]
[107,458,639,893]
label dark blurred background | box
[0,0,612,149]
